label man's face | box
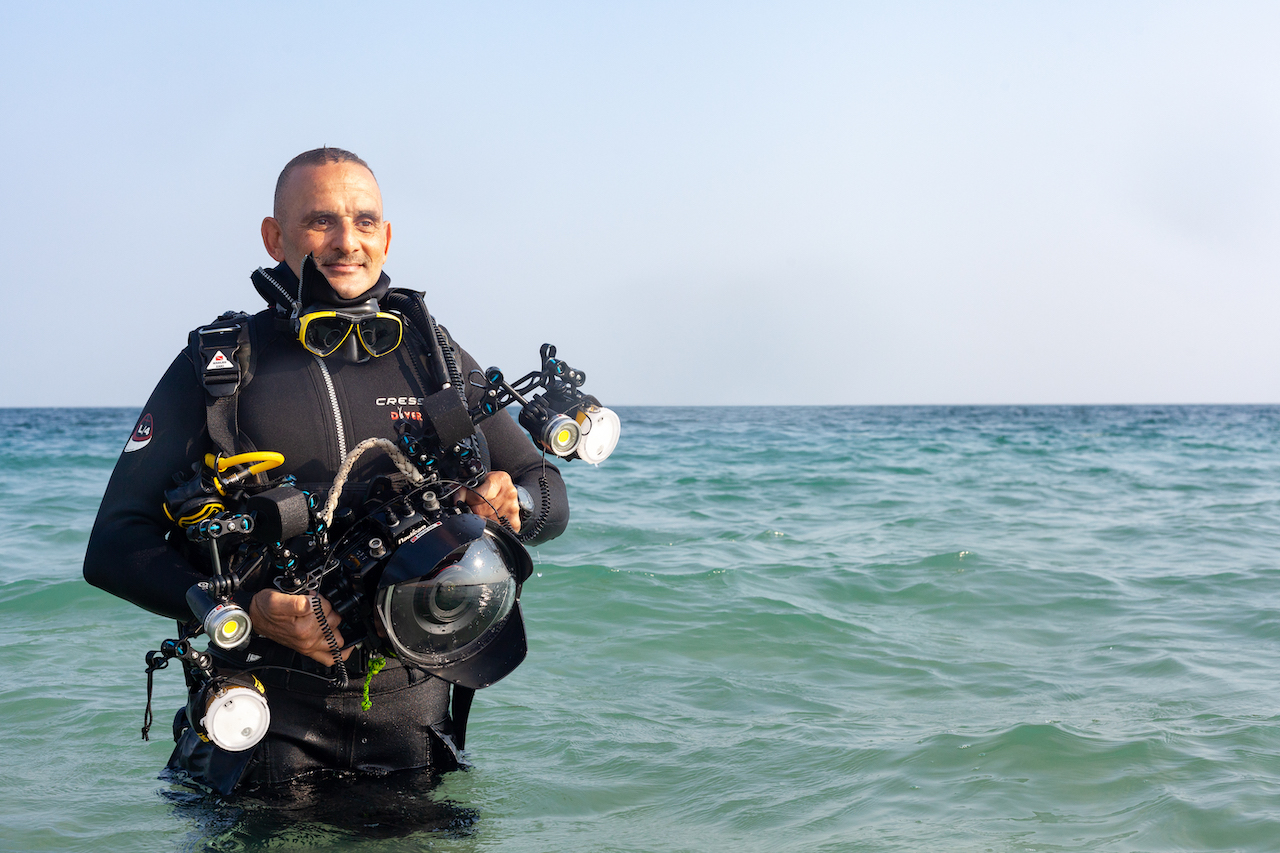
[261,161,392,300]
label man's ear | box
[382,221,392,257]
[261,217,286,261]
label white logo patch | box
[206,350,235,370]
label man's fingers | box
[460,472,519,527]
[249,590,348,664]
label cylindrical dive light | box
[186,582,252,649]
[519,403,581,457]
[192,675,271,752]
[537,413,581,456]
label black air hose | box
[383,291,465,401]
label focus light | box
[186,582,252,649]
[540,413,581,457]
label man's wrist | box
[515,485,534,521]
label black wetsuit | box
[84,262,568,791]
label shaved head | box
[274,147,374,220]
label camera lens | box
[425,573,473,622]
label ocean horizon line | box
[4,401,1280,411]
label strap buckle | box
[196,320,245,398]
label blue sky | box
[3,1,1279,406]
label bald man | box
[85,147,569,793]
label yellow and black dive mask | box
[296,305,403,359]
[288,253,403,362]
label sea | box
[3,404,1280,852]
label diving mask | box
[295,304,404,359]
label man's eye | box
[312,217,330,228]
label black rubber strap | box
[451,686,475,751]
[206,394,238,458]
[422,388,474,447]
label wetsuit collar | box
[251,261,392,312]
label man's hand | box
[249,589,353,666]
[457,470,521,532]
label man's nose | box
[331,219,360,254]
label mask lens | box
[302,315,354,356]
[357,315,404,357]
[379,534,517,666]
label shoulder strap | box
[186,311,257,457]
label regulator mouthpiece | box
[186,582,252,649]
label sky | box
[3,1,1279,407]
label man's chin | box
[326,271,378,300]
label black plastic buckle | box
[197,320,244,398]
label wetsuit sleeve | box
[83,352,212,620]
[453,343,570,543]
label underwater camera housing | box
[376,518,529,683]
[143,343,616,752]
[285,488,535,690]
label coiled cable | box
[310,592,348,688]
[516,471,553,542]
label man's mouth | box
[321,255,367,272]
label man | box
[84,147,569,792]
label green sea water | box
[3,405,1280,852]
